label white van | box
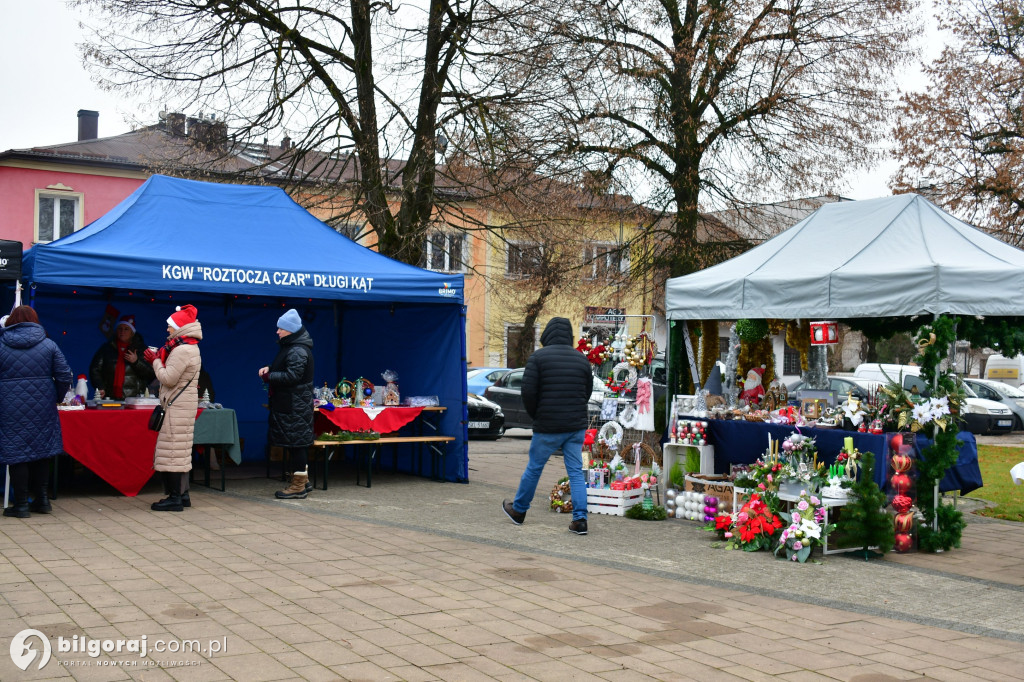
[853,363,1013,435]
[984,354,1024,388]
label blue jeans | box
[513,429,587,521]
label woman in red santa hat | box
[143,305,202,512]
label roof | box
[23,174,464,304]
[665,193,1024,319]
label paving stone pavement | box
[1,431,1022,681]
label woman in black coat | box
[259,308,314,500]
[0,306,72,518]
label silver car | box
[963,378,1024,430]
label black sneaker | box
[502,499,525,525]
[569,518,588,535]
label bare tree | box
[484,0,919,277]
[74,0,528,263]
[892,0,1024,245]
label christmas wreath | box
[549,477,573,513]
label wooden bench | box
[311,435,455,489]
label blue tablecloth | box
[687,418,982,494]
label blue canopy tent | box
[22,174,468,481]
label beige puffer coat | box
[151,321,202,473]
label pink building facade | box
[0,164,144,246]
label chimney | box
[281,135,291,150]
[77,109,99,141]
[166,112,186,137]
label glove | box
[143,348,157,363]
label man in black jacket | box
[502,317,593,534]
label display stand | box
[662,443,714,478]
[777,489,855,556]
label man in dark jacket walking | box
[502,317,593,534]
[259,309,315,500]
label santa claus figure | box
[739,366,766,405]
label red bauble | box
[894,533,914,552]
[891,453,913,473]
[894,512,914,533]
[889,434,903,450]
[891,494,913,513]
[890,473,912,493]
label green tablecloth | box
[194,408,241,464]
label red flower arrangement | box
[576,337,610,366]
[709,493,784,552]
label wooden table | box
[302,406,450,489]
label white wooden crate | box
[586,487,644,516]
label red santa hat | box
[747,365,765,377]
[167,304,198,330]
[116,314,136,333]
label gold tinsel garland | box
[700,320,719,386]
[785,320,812,372]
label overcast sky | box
[1,0,940,201]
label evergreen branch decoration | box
[912,317,966,551]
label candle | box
[844,436,853,453]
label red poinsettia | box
[708,493,784,552]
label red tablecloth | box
[59,408,202,497]
[316,406,424,434]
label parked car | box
[484,369,615,429]
[467,392,505,439]
[963,378,1024,430]
[787,375,874,402]
[983,353,1024,388]
[853,363,1013,435]
[466,366,511,396]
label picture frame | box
[801,398,823,419]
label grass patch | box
[965,445,1024,522]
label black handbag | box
[148,369,198,432]
[147,405,166,431]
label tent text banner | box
[162,264,375,293]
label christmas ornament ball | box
[891,494,913,513]
[665,498,675,510]
[674,507,685,519]
[894,512,914,533]
[891,453,913,473]
[894,533,914,552]
[890,473,912,493]
[665,488,678,500]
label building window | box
[506,241,543,277]
[583,242,628,281]
[35,191,82,243]
[421,231,465,272]
[719,337,731,364]
[783,341,802,376]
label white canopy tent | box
[666,194,1024,321]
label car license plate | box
[468,421,489,429]
[997,419,1012,427]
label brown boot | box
[275,472,309,499]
